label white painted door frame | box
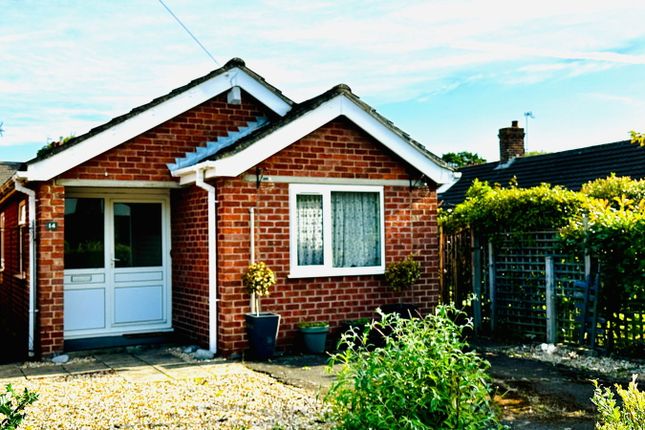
[63,188,172,339]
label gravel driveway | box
[1,349,331,430]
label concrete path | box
[0,348,237,385]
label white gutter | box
[13,177,37,357]
[194,164,218,353]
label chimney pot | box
[498,120,525,163]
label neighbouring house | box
[0,58,458,359]
[439,120,645,207]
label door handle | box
[112,257,120,262]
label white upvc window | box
[18,201,27,226]
[288,184,385,278]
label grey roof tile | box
[439,140,645,207]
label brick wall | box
[216,117,440,354]
[61,91,271,182]
[30,90,271,356]
[36,182,65,356]
[170,186,210,345]
[0,195,30,361]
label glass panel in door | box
[64,198,105,269]
[113,203,162,267]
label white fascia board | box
[179,93,457,185]
[24,68,292,182]
[338,98,457,185]
[233,70,292,116]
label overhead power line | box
[157,0,220,66]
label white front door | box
[63,192,171,339]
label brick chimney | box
[498,120,525,163]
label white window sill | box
[288,266,385,279]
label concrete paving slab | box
[97,354,146,369]
[0,364,24,380]
[21,366,67,379]
[133,351,185,366]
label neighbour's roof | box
[439,140,645,207]
[0,162,21,184]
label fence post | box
[488,240,496,333]
[471,231,482,333]
[545,256,557,344]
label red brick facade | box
[215,117,439,354]
[0,91,441,359]
[0,195,30,360]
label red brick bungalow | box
[0,58,458,359]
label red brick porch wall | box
[0,195,30,360]
[216,117,440,354]
[36,91,271,356]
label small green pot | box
[300,325,329,354]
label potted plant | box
[382,254,422,318]
[243,261,279,360]
[298,321,330,354]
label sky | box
[2,0,645,163]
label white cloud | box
[2,0,645,155]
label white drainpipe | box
[194,165,218,353]
[13,177,37,357]
[249,207,256,314]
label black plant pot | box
[245,312,280,360]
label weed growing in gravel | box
[326,305,504,430]
[0,384,38,430]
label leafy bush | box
[591,376,645,430]
[0,384,38,430]
[384,254,422,292]
[242,261,276,316]
[439,179,590,234]
[326,305,503,430]
[581,174,645,205]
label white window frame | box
[288,183,385,278]
[18,201,27,226]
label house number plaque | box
[45,221,58,231]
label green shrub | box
[384,254,422,292]
[0,384,38,430]
[326,305,503,430]
[439,179,590,234]
[591,376,645,430]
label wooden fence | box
[440,229,644,354]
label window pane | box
[296,194,324,266]
[332,192,381,268]
[64,198,105,269]
[114,203,162,268]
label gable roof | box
[439,140,645,207]
[171,84,458,186]
[17,58,293,182]
[14,57,456,186]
